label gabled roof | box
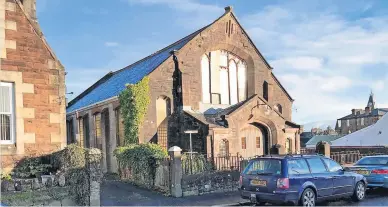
[67,24,210,113]
[67,6,295,113]
[305,135,343,147]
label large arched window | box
[237,62,247,102]
[201,50,247,106]
[201,54,210,103]
[229,60,238,105]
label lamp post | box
[184,130,198,174]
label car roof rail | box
[284,153,323,158]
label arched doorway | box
[239,123,270,158]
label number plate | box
[250,194,257,203]
[356,170,370,175]
[250,179,267,186]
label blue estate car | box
[239,154,367,206]
[348,155,388,189]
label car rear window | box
[356,157,388,165]
[243,159,282,175]
[288,159,310,175]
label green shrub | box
[12,156,52,178]
[53,144,86,171]
[181,153,213,175]
[1,173,12,181]
[114,143,167,187]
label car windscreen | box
[356,157,388,165]
[243,159,282,175]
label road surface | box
[227,188,388,206]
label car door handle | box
[313,177,318,180]
[325,177,332,179]
[333,177,338,179]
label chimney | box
[21,0,37,22]
[224,6,233,13]
[351,109,356,115]
[365,106,370,114]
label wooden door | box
[240,125,264,158]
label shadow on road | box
[232,188,388,206]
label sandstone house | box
[335,92,388,135]
[1,0,66,173]
[66,7,302,173]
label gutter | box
[66,96,118,116]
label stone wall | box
[1,0,66,173]
[181,171,240,197]
[0,176,75,206]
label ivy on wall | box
[119,77,151,145]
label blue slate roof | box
[67,26,208,113]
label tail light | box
[239,175,243,187]
[371,169,388,174]
[277,178,289,189]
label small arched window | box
[274,104,283,114]
[219,139,230,157]
[263,81,269,101]
[156,96,171,127]
[285,138,292,154]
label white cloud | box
[372,80,385,91]
[105,42,119,47]
[240,3,388,123]
[320,76,353,92]
[271,56,323,71]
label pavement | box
[101,180,245,206]
[101,180,388,206]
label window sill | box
[0,144,17,155]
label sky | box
[36,0,388,125]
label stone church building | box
[66,7,302,173]
[1,0,66,173]
[335,92,388,135]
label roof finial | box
[224,6,233,13]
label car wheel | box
[352,181,366,202]
[299,188,316,207]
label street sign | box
[184,130,198,134]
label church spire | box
[367,90,375,110]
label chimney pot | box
[224,6,233,13]
[351,109,356,115]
